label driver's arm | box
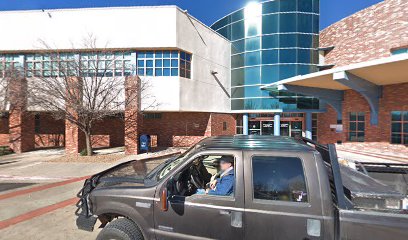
[207,175,234,196]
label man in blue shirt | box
[196,156,234,196]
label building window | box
[143,113,162,119]
[180,51,192,79]
[252,156,308,203]
[0,55,22,78]
[80,51,133,77]
[349,112,365,142]
[312,113,318,141]
[137,50,180,77]
[34,114,41,133]
[223,122,228,131]
[391,111,408,144]
[391,48,408,55]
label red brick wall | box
[92,117,125,148]
[318,83,408,144]
[142,112,236,147]
[320,0,408,67]
[34,112,65,148]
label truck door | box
[243,151,325,240]
[154,151,244,240]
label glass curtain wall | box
[211,0,320,111]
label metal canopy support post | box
[278,84,344,121]
[243,114,249,135]
[305,112,313,139]
[334,71,381,126]
[274,114,281,136]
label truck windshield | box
[156,146,196,181]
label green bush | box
[80,148,88,156]
[0,146,13,156]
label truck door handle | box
[219,210,231,215]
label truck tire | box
[96,218,144,240]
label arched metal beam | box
[333,71,381,126]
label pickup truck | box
[76,136,408,240]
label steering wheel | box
[189,165,205,189]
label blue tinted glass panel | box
[312,0,320,13]
[280,0,297,12]
[298,14,313,33]
[280,49,297,63]
[263,1,279,14]
[137,60,144,67]
[262,50,279,64]
[217,26,231,39]
[298,49,312,64]
[146,51,154,58]
[171,68,178,76]
[261,65,280,84]
[180,51,186,60]
[245,51,261,66]
[163,59,170,67]
[155,51,163,58]
[262,35,279,49]
[163,51,171,58]
[137,68,144,75]
[146,60,153,68]
[231,9,244,22]
[155,68,163,76]
[298,34,313,48]
[155,60,162,67]
[279,34,297,48]
[280,65,297,79]
[313,15,319,34]
[246,37,261,51]
[231,86,263,98]
[245,67,261,85]
[171,51,178,58]
[232,54,245,68]
[298,65,312,75]
[232,39,245,54]
[232,68,244,86]
[280,14,297,32]
[262,15,279,34]
[171,59,178,67]
[231,21,245,41]
[186,53,192,61]
[298,0,313,12]
[138,52,146,58]
[146,68,153,76]
[163,68,171,76]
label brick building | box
[0,0,407,155]
[263,0,408,145]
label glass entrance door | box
[280,122,290,136]
[290,121,303,138]
[261,121,274,135]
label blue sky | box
[0,0,383,29]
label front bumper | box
[75,178,97,232]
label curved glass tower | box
[211,0,320,111]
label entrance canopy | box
[261,54,408,125]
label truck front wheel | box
[96,218,144,240]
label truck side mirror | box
[160,188,168,212]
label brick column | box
[124,76,141,155]
[8,72,35,153]
[65,120,85,154]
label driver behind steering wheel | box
[196,156,234,196]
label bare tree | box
[29,35,158,156]
[0,63,26,118]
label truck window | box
[252,156,308,203]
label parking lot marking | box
[0,197,78,230]
[0,176,89,201]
